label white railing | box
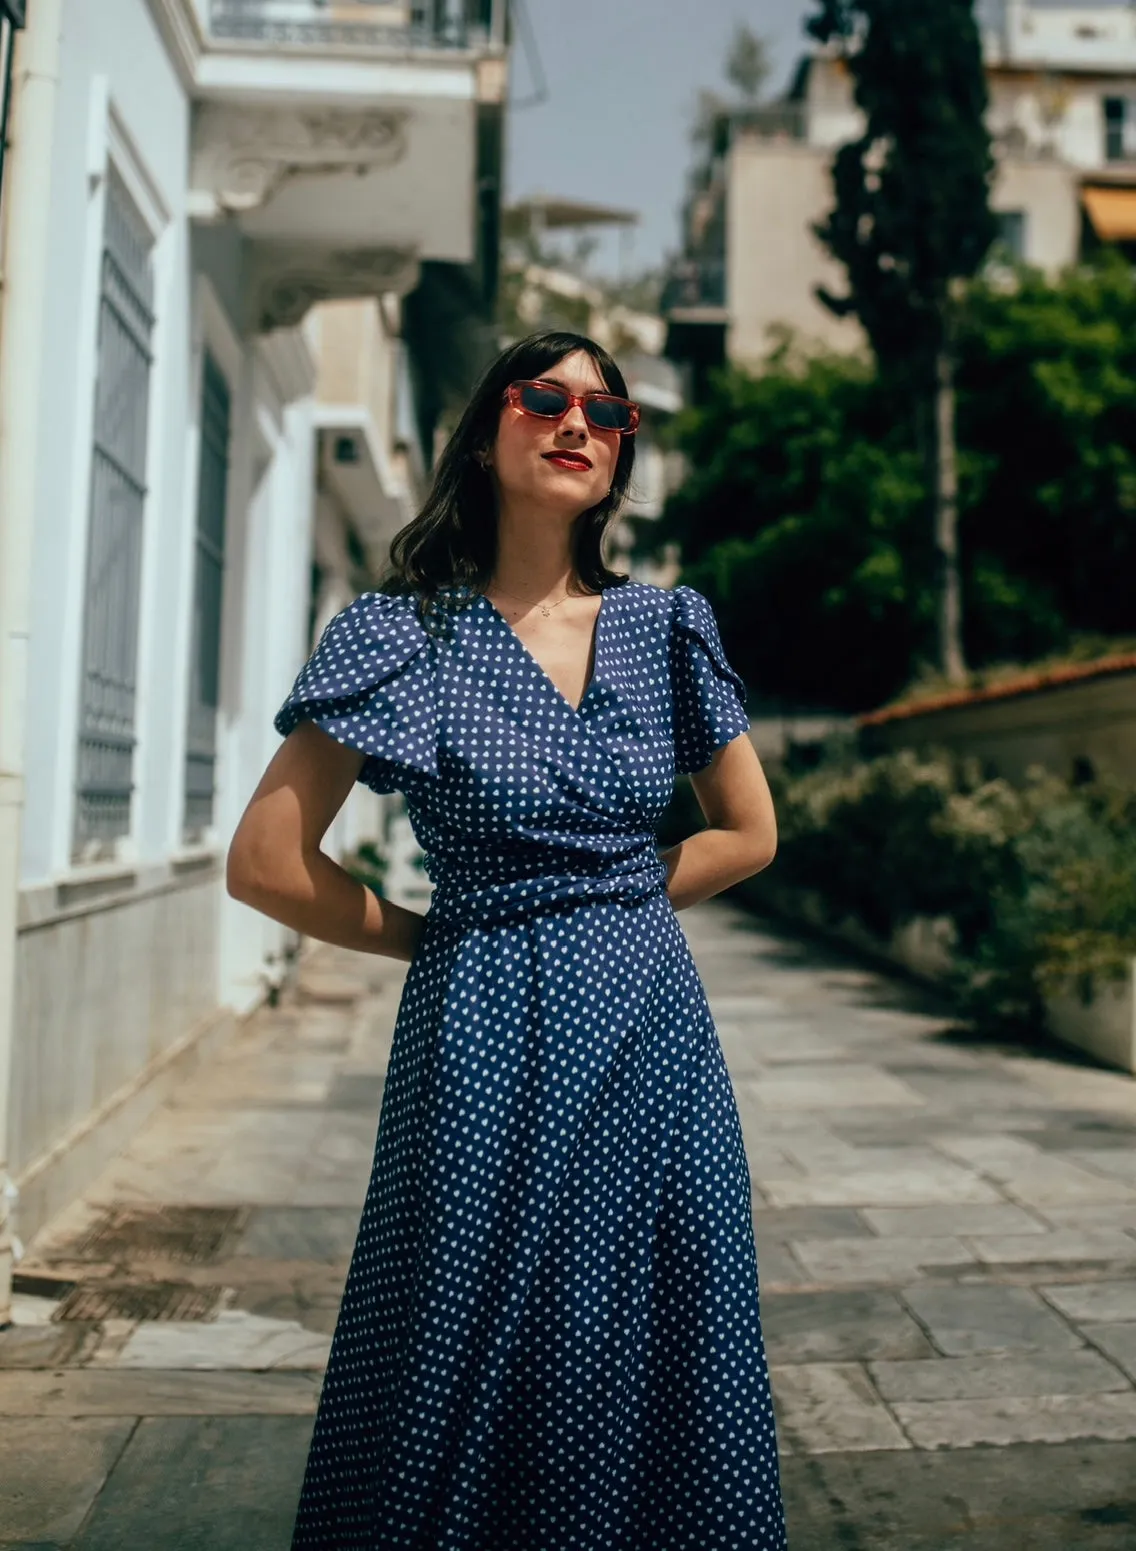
[208,0,506,50]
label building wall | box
[725,137,1084,373]
[862,671,1136,788]
[727,139,865,365]
[21,0,192,886]
[992,156,1082,268]
[989,69,1136,169]
[7,0,319,1243]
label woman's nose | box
[558,405,589,438]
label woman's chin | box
[505,469,604,517]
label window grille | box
[1104,98,1136,164]
[183,353,232,841]
[73,170,156,859]
[994,210,1027,262]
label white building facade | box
[0,0,508,1297]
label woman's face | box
[485,350,623,520]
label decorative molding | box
[247,241,421,333]
[142,0,204,90]
[191,103,409,217]
[86,81,172,238]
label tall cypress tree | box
[809,0,998,684]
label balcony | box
[729,101,810,144]
[207,0,504,53]
[662,256,727,321]
[181,0,508,330]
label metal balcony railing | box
[208,0,505,51]
[662,257,727,316]
[729,101,809,143]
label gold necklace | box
[491,585,581,620]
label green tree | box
[725,24,771,102]
[655,253,1136,712]
[655,342,929,710]
[957,251,1136,657]
[808,0,999,685]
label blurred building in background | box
[0,0,509,1269]
[665,0,1136,390]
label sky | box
[504,0,815,279]
[502,0,1108,280]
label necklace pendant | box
[540,604,550,618]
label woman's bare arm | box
[659,732,777,912]
[226,720,426,963]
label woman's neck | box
[491,502,583,600]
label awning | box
[1082,185,1136,243]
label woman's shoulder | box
[609,578,705,629]
[299,590,433,695]
[609,578,670,610]
[327,589,432,646]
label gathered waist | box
[424,850,670,933]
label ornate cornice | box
[191,103,410,217]
[248,242,421,333]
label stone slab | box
[771,1362,911,1453]
[0,1369,321,1416]
[779,1440,1136,1550]
[746,1065,926,1111]
[902,1285,1084,1356]
[753,1243,807,1287]
[1041,1281,1136,1325]
[234,1207,361,1262]
[763,1166,1003,1209]
[1084,1324,1136,1383]
[894,1392,1136,1449]
[860,1204,1045,1238]
[790,1235,975,1286]
[0,1323,94,1370]
[0,1419,134,1542]
[1041,1204,1136,1232]
[869,1349,1131,1403]
[1068,1151,1136,1183]
[763,1290,936,1364]
[71,1415,313,1551]
[967,1230,1136,1266]
[1001,1170,1136,1209]
[753,1206,871,1242]
[933,1135,1044,1172]
[114,1311,332,1372]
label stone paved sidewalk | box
[3,901,1136,1548]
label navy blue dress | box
[275,579,786,1550]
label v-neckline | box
[479,586,609,720]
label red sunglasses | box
[505,379,641,435]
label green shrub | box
[745,748,1136,1033]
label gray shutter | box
[73,170,155,859]
[183,353,232,841]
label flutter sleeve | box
[273,591,439,796]
[668,584,751,776]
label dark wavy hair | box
[376,331,634,634]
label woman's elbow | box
[743,828,777,878]
[226,823,282,907]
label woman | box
[228,330,787,1549]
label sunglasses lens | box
[518,383,569,417]
[585,398,633,432]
